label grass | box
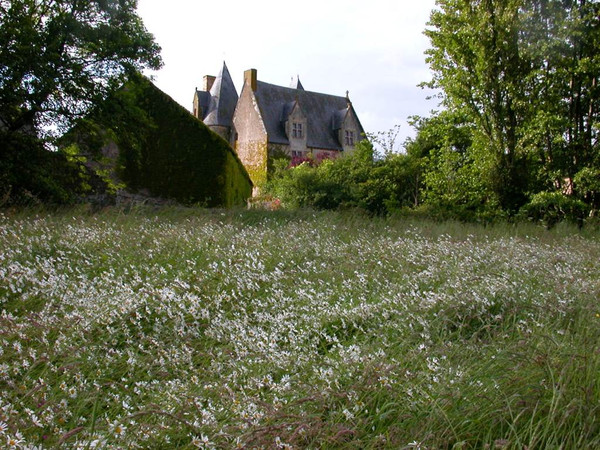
[0,206,599,449]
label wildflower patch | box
[0,209,599,448]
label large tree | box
[424,0,599,213]
[425,0,533,211]
[518,0,600,190]
[0,0,162,141]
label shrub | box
[0,132,84,206]
[62,74,252,207]
[574,167,600,212]
[519,191,588,228]
[266,140,423,215]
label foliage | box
[0,0,161,206]
[0,0,162,140]
[425,0,533,211]
[267,139,423,215]
[404,111,502,221]
[0,131,85,206]
[1,208,599,447]
[422,144,501,222]
[63,74,253,207]
[423,0,599,215]
[519,190,588,228]
[574,166,600,212]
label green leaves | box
[423,0,600,216]
[267,138,425,215]
[0,0,162,139]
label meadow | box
[1,207,599,449]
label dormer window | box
[345,130,355,146]
[292,122,303,139]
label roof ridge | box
[256,80,348,101]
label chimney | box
[203,75,216,92]
[244,68,257,92]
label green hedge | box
[518,191,587,228]
[69,74,252,207]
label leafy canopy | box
[422,0,599,216]
[0,0,162,140]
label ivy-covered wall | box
[70,74,252,207]
[232,81,269,191]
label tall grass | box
[1,207,599,448]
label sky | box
[136,0,439,150]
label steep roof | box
[203,62,238,128]
[194,90,212,119]
[254,81,364,151]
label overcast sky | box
[136,0,438,149]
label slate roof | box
[201,62,238,128]
[194,90,211,119]
[254,81,364,151]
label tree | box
[0,0,162,141]
[425,0,600,215]
[518,0,600,196]
[425,0,534,212]
[405,110,502,220]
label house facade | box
[194,63,365,188]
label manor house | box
[193,62,365,186]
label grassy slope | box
[0,208,599,448]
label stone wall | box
[233,79,269,190]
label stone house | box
[194,62,365,187]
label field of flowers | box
[1,207,599,449]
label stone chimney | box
[203,75,216,92]
[244,69,257,92]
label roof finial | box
[290,75,304,90]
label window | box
[345,130,355,146]
[292,122,303,139]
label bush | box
[574,167,600,212]
[519,191,588,228]
[0,132,84,206]
[266,140,423,216]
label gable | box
[284,100,306,123]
